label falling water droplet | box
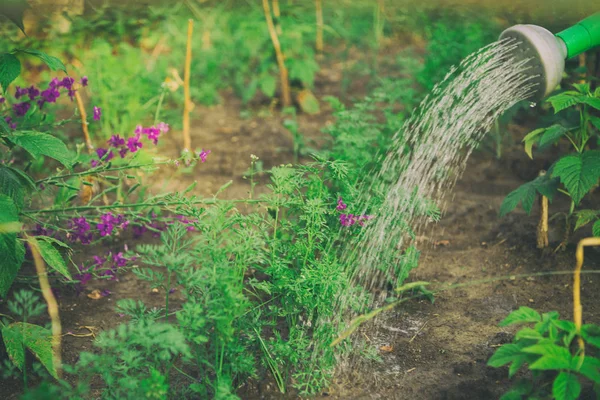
[529,102,537,108]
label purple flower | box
[27,85,39,100]
[49,78,60,88]
[169,288,176,294]
[67,89,76,101]
[101,289,111,297]
[198,149,211,163]
[40,86,60,105]
[93,256,106,266]
[68,216,92,244]
[96,147,114,162]
[108,134,125,148]
[13,101,31,117]
[97,213,116,237]
[14,86,28,99]
[142,126,161,145]
[157,122,169,133]
[91,160,99,167]
[119,147,128,158]
[0,97,5,104]
[61,77,75,90]
[132,224,147,238]
[126,134,143,153]
[336,197,347,211]
[93,106,101,121]
[339,213,374,227]
[80,76,88,87]
[113,252,128,267]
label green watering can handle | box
[556,11,600,59]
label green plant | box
[488,307,600,400]
[500,83,600,245]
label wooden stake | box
[27,236,62,377]
[574,237,600,352]
[272,0,281,34]
[183,19,194,151]
[315,0,323,54]
[536,171,549,249]
[74,89,93,153]
[262,0,291,107]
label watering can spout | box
[499,12,600,100]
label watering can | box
[500,12,600,99]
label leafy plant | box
[488,307,600,400]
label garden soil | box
[2,51,600,400]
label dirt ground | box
[2,46,600,400]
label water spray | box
[500,12,600,99]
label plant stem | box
[36,161,172,184]
[573,238,600,353]
[315,0,323,54]
[154,87,167,125]
[165,272,171,322]
[74,88,93,154]
[183,19,194,150]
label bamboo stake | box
[315,0,323,54]
[74,89,93,153]
[183,19,194,151]
[262,0,291,107]
[574,238,600,353]
[27,236,62,377]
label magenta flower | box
[93,106,101,121]
[27,85,39,100]
[108,134,125,148]
[119,147,128,158]
[198,149,211,163]
[157,122,170,133]
[14,86,28,99]
[97,213,116,237]
[112,252,128,267]
[339,213,374,227]
[13,102,31,117]
[61,77,75,90]
[80,76,88,87]
[96,147,114,162]
[336,197,347,211]
[126,134,143,153]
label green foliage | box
[489,308,600,400]
[552,151,600,205]
[0,194,24,298]
[499,173,559,217]
[33,237,71,280]
[0,53,21,93]
[7,131,75,168]
[2,322,58,379]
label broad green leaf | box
[0,0,28,33]
[582,97,600,111]
[487,344,524,367]
[8,131,75,168]
[500,307,542,326]
[553,372,580,400]
[534,174,560,202]
[0,194,24,298]
[573,83,591,95]
[2,322,58,379]
[33,238,71,280]
[546,92,583,113]
[2,323,25,370]
[522,128,545,159]
[258,74,276,98]
[578,357,600,384]
[0,53,21,93]
[552,151,600,205]
[524,343,572,370]
[553,320,576,333]
[297,89,320,115]
[582,325,600,348]
[508,354,530,378]
[0,166,25,211]
[515,327,542,340]
[593,220,600,237]
[16,49,66,73]
[590,116,600,132]
[500,182,537,217]
[538,125,570,149]
[575,210,599,231]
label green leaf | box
[552,151,600,205]
[297,89,320,115]
[508,354,530,378]
[546,91,583,113]
[0,194,24,298]
[500,182,537,217]
[578,357,600,384]
[1,322,58,379]
[582,325,600,348]
[16,49,66,73]
[487,344,525,367]
[573,83,591,95]
[538,125,570,150]
[515,327,543,340]
[593,220,600,237]
[8,131,75,168]
[0,166,25,211]
[590,116,600,132]
[0,0,28,33]
[534,174,560,202]
[0,53,21,93]
[553,372,581,400]
[522,128,545,159]
[582,97,600,111]
[500,307,542,326]
[524,343,572,370]
[553,320,576,333]
[33,237,71,280]
[575,210,599,230]
[499,391,523,400]
[258,74,276,98]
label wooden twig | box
[262,0,291,107]
[74,89,93,153]
[27,236,62,377]
[183,19,194,151]
[272,0,281,34]
[574,238,600,352]
[315,0,323,54]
